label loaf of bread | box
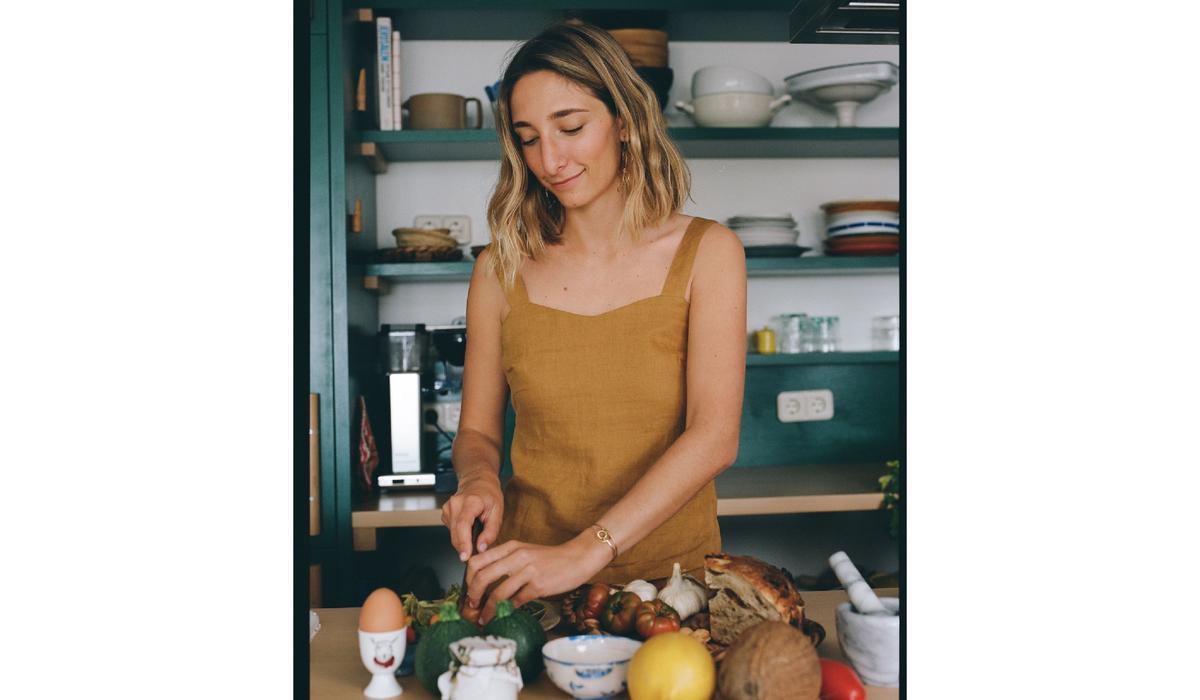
[704,553,805,644]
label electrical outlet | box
[423,401,461,433]
[777,390,834,423]
[443,215,472,245]
[413,215,444,230]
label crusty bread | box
[704,553,805,644]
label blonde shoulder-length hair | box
[485,20,691,290]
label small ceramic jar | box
[437,636,523,700]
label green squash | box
[483,599,547,681]
[415,601,479,694]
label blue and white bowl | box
[542,635,642,699]
[825,210,901,238]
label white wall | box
[375,39,899,344]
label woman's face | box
[510,70,627,211]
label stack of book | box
[374,17,402,130]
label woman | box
[440,21,747,624]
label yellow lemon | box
[626,632,716,700]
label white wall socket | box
[777,390,835,423]
[423,401,461,433]
[413,215,472,245]
[443,215,472,245]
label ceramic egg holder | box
[829,550,900,687]
[358,627,408,698]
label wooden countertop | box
[310,588,899,699]
[354,464,886,530]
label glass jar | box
[776,313,807,354]
[812,316,840,352]
[872,315,900,351]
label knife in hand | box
[459,518,484,613]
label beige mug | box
[402,93,483,130]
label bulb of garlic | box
[622,579,657,602]
[657,562,707,619]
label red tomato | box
[406,626,416,643]
[819,659,866,700]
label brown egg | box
[359,588,408,632]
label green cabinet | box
[311,0,327,34]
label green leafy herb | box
[879,459,900,538]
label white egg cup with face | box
[359,627,408,698]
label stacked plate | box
[726,215,808,257]
[820,200,899,256]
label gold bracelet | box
[591,524,618,560]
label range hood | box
[790,0,901,45]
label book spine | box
[375,17,393,130]
[391,29,402,130]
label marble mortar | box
[835,596,900,687]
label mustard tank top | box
[497,216,722,584]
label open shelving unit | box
[356,127,899,164]
[358,255,897,282]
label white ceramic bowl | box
[691,65,774,98]
[733,226,799,246]
[825,211,900,237]
[825,210,899,225]
[835,597,900,687]
[675,92,791,128]
[542,635,642,699]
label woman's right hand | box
[441,474,504,561]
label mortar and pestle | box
[829,551,900,687]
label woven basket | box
[373,246,463,263]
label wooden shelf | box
[746,351,897,366]
[352,2,801,42]
[357,255,898,282]
[355,128,899,163]
[352,463,886,546]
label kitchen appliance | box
[789,0,901,45]
[377,324,436,489]
[374,322,469,490]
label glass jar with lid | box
[811,316,840,352]
[775,313,807,354]
[872,315,900,351]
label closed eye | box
[519,125,583,147]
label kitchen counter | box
[353,464,887,550]
[310,588,899,699]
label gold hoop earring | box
[619,142,631,191]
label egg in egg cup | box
[358,588,410,698]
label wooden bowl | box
[609,28,669,67]
[820,200,900,215]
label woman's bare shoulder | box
[685,217,742,257]
[468,246,511,318]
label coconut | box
[717,621,821,700]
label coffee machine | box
[375,322,467,490]
[377,324,436,489]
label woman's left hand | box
[465,532,612,624]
